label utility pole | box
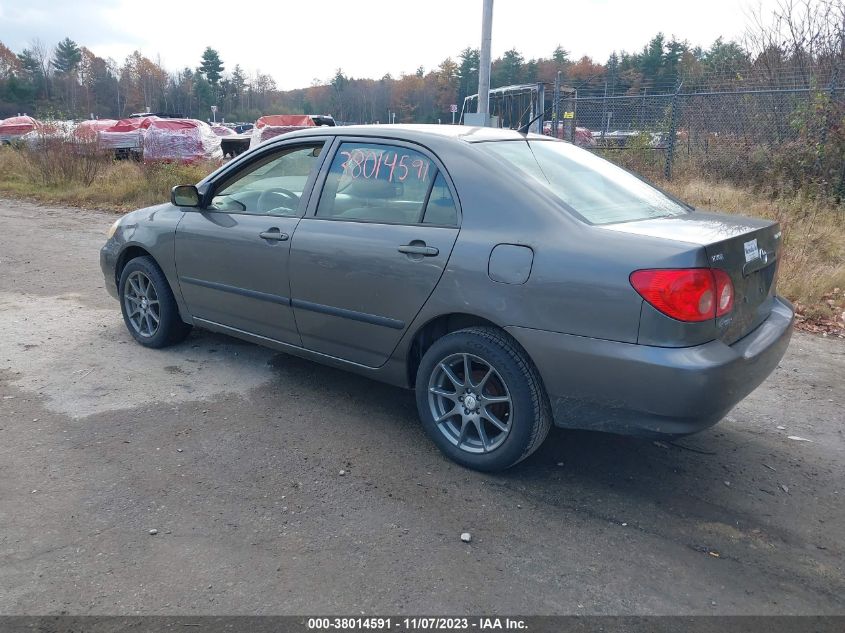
[477,0,493,124]
[552,71,561,138]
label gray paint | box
[101,202,189,318]
[288,219,458,367]
[506,297,793,435]
[175,211,302,345]
[100,124,794,436]
[488,244,534,284]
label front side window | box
[477,140,689,225]
[210,143,324,216]
[316,142,440,224]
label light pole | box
[477,0,493,125]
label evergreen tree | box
[5,73,35,105]
[639,34,666,84]
[457,47,480,104]
[17,49,41,78]
[231,64,246,91]
[606,52,620,94]
[552,45,570,66]
[52,38,82,74]
[193,74,214,115]
[523,58,539,83]
[16,48,47,100]
[199,47,224,85]
[704,37,749,73]
[331,68,348,120]
[494,49,524,87]
[663,38,687,86]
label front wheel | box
[119,256,191,348]
[415,327,551,471]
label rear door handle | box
[259,228,289,241]
[398,244,439,257]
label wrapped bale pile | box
[0,116,39,144]
[142,118,223,163]
[211,124,235,137]
[98,117,158,158]
[73,119,119,146]
[248,114,315,149]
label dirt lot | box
[0,198,843,615]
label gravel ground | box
[0,198,843,615]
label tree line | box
[0,0,842,124]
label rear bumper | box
[506,296,794,436]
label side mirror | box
[171,184,201,208]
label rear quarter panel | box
[392,140,707,371]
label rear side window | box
[316,142,441,225]
[423,173,458,225]
[477,140,688,225]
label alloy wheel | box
[427,353,513,454]
[123,271,160,338]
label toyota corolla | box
[101,124,793,471]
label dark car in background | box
[100,125,793,471]
[222,116,336,157]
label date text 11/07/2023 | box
[306,617,529,631]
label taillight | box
[713,269,734,317]
[630,268,734,322]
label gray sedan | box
[100,124,793,471]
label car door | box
[289,139,461,367]
[175,140,328,345]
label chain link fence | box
[564,85,845,193]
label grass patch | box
[661,178,845,333]
[0,145,212,212]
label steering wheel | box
[257,188,300,213]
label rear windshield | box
[477,139,689,225]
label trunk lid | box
[602,211,782,344]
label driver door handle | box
[259,228,289,242]
[398,244,439,257]
[398,243,439,257]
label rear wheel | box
[119,256,191,348]
[415,327,551,471]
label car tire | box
[415,327,552,472]
[119,256,191,349]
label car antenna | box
[517,112,544,135]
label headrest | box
[341,177,399,200]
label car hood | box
[598,210,774,245]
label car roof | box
[278,123,549,144]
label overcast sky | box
[0,0,780,89]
